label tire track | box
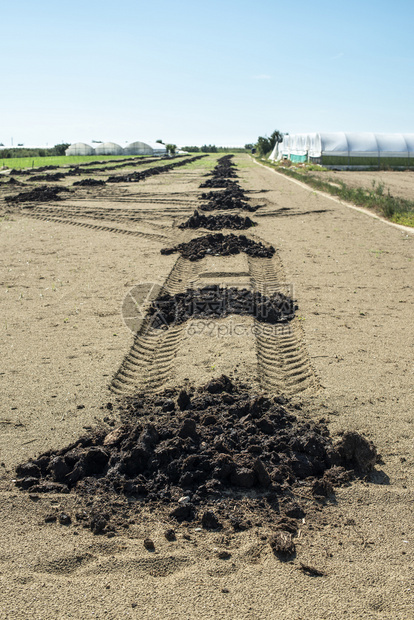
[110,256,201,395]
[247,255,317,395]
[19,211,169,242]
[255,318,317,395]
[163,255,201,294]
[66,195,199,206]
[111,321,186,395]
[247,254,286,294]
[22,203,188,223]
[21,205,174,230]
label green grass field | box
[179,154,219,170]
[0,154,146,170]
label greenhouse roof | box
[313,133,414,155]
[271,133,414,160]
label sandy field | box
[311,168,414,201]
[0,155,413,619]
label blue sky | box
[2,0,414,147]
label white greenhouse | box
[65,140,169,157]
[65,142,95,156]
[149,142,168,156]
[270,133,414,168]
[93,142,124,156]
[124,141,167,156]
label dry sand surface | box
[311,168,414,201]
[0,155,413,619]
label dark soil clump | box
[200,187,248,202]
[200,193,258,212]
[161,233,274,260]
[73,178,106,187]
[14,376,377,537]
[29,165,59,173]
[17,165,59,175]
[200,179,241,189]
[206,155,238,179]
[5,185,70,204]
[178,210,255,231]
[67,158,166,176]
[28,173,66,182]
[198,156,259,213]
[1,177,24,186]
[106,155,206,183]
[147,285,296,327]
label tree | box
[255,130,284,156]
[244,143,254,150]
[269,130,283,150]
[54,143,70,156]
[156,139,164,144]
[256,136,272,156]
[166,143,176,155]
[200,144,217,153]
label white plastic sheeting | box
[124,141,152,155]
[66,141,168,157]
[123,141,167,155]
[65,142,95,156]
[269,134,314,163]
[270,133,414,165]
[309,133,414,159]
[94,142,123,156]
[146,142,168,155]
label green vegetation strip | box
[257,158,414,228]
[0,154,146,170]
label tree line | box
[0,143,70,158]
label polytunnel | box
[270,133,414,168]
[65,142,95,156]
[124,141,167,156]
[93,142,124,156]
[124,141,153,155]
[147,142,167,156]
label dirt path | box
[0,155,413,619]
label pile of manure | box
[178,210,255,231]
[73,178,106,187]
[161,233,273,260]
[15,376,377,548]
[147,285,295,327]
[5,185,70,203]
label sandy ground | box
[0,155,413,619]
[310,168,414,201]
